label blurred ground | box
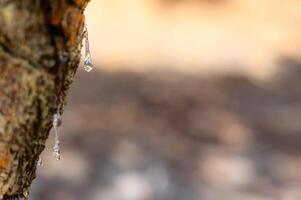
[31,0,301,199]
[31,58,301,200]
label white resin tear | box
[52,113,62,161]
[83,24,93,72]
[37,157,43,166]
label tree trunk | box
[0,0,90,199]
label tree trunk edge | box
[0,0,91,199]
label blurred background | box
[31,0,301,199]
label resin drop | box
[52,113,62,161]
[83,24,93,72]
[53,141,61,161]
[37,157,43,166]
[83,54,93,72]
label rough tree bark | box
[0,0,91,199]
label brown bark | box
[0,0,90,199]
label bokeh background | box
[31,0,301,199]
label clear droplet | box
[84,54,93,72]
[37,157,43,166]
[52,113,62,161]
[83,24,93,72]
[53,142,61,161]
[53,113,62,127]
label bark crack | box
[0,42,39,70]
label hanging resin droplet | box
[83,54,93,72]
[83,24,93,72]
[52,113,62,161]
[37,157,43,166]
[53,141,60,161]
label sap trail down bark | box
[0,0,91,199]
